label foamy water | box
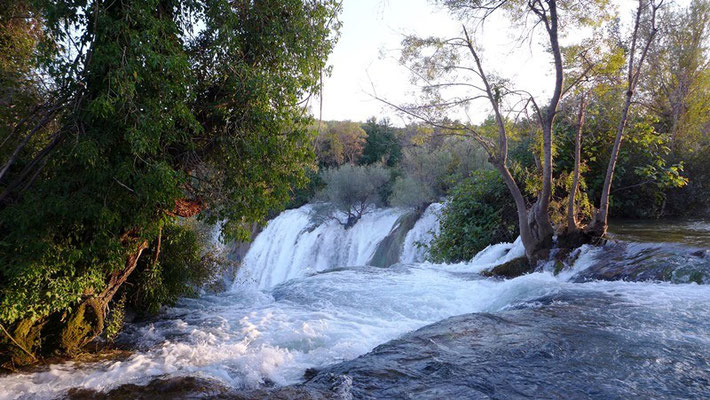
[1,205,708,400]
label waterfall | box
[235,204,407,289]
[400,203,443,263]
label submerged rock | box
[66,376,237,399]
[574,242,710,284]
[65,376,335,400]
[480,256,532,278]
[295,291,710,399]
[368,210,422,267]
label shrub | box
[389,175,436,210]
[389,138,489,210]
[127,220,232,315]
[314,163,391,227]
[429,171,518,263]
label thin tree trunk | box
[595,92,633,233]
[0,107,60,183]
[592,0,660,236]
[568,94,586,231]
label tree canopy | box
[0,0,340,363]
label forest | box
[1,0,709,398]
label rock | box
[481,257,532,279]
[368,210,421,267]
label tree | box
[589,0,663,236]
[332,121,368,164]
[388,0,609,262]
[643,0,710,150]
[314,127,346,166]
[0,0,340,364]
[360,117,402,166]
[313,121,368,166]
[314,163,391,227]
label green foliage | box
[0,0,340,336]
[360,118,402,166]
[104,294,125,342]
[555,92,690,218]
[314,121,368,167]
[286,167,325,210]
[389,175,436,210]
[128,221,229,315]
[314,163,391,227]
[429,171,518,263]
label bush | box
[389,137,489,210]
[389,175,436,210]
[429,171,518,263]
[314,163,391,227]
[127,220,231,315]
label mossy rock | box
[4,318,45,366]
[553,260,565,276]
[61,298,105,356]
[481,257,533,279]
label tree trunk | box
[568,94,586,231]
[590,91,632,237]
[58,240,149,355]
[492,162,537,261]
[589,0,660,237]
[524,0,561,260]
[99,240,149,306]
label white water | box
[236,204,406,289]
[400,203,443,263]
[1,206,708,400]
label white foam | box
[235,204,405,289]
[0,265,564,400]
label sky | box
[316,0,689,126]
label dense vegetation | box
[0,0,340,366]
[429,171,518,263]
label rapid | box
[1,204,709,399]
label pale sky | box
[317,0,688,126]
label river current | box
[1,204,708,399]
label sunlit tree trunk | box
[590,0,661,236]
[568,94,586,231]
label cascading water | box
[235,204,407,289]
[400,202,443,263]
[1,205,709,400]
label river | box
[1,204,708,399]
